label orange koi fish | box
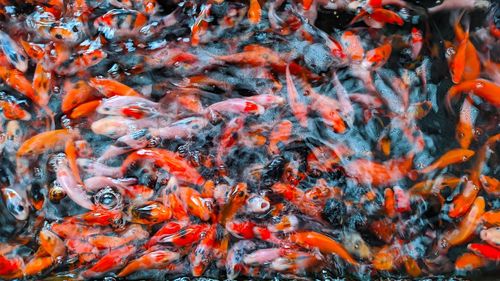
[455,252,485,272]
[220,183,249,226]
[449,180,479,218]
[89,77,142,97]
[191,4,211,46]
[177,187,213,221]
[310,93,346,133]
[61,80,97,113]
[121,148,204,185]
[39,229,66,260]
[80,245,136,279]
[456,99,476,149]
[350,8,404,28]
[248,0,262,24]
[345,155,413,187]
[364,42,392,69]
[341,30,364,62]
[0,66,39,105]
[190,225,217,276]
[130,201,172,225]
[268,120,293,155]
[468,243,500,261]
[289,231,358,265]
[17,129,77,157]
[23,256,53,276]
[0,100,31,121]
[418,149,475,174]
[482,210,500,226]
[94,9,148,39]
[118,250,180,277]
[447,79,500,110]
[70,100,102,119]
[441,196,485,248]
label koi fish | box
[0,100,31,121]
[80,245,136,279]
[289,231,358,265]
[118,249,180,277]
[286,64,309,127]
[350,8,404,28]
[0,30,28,72]
[446,79,500,110]
[17,129,77,157]
[345,155,413,187]
[220,183,248,226]
[1,188,30,220]
[61,80,97,113]
[121,148,204,185]
[94,9,148,39]
[207,98,265,116]
[129,201,172,225]
[159,224,210,247]
[480,227,500,248]
[177,186,213,221]
[455,252,485,272]
[449,180,479,218]
[467,243,500,261]
[23,256,53,276]
[39,229,66,260]
[70,100,102,119]
[418,149,475,174]
[456,99,476,149]
[440,196,485,249]
[189,225,217,276]
[89,77,142,97]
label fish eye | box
[55,34,63,40]
[354,242,359,249]
[72,26,79,32]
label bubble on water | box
[94,187,123,210]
